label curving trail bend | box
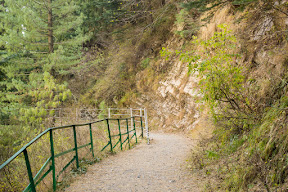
[64,132,200,192]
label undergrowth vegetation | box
[1,0,288,191]
[78,0,178,106]
[0,0,178,191]
[180,1,288,191]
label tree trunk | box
[48,0,54,53]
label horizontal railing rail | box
[0,115,145,192]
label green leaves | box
[0,0,86,128]
[181,25,244,110]
[1,0,85,52]
[176,24,257,140]
[160,47,172,61]
[79,0,122,34]
[18,72,71,126]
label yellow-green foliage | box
[0,71,74,191]
[0,117,138,192]
[182,24,244,108]
[20,72,71,128]
[98,101,108,119]
[187,21,288,190]
[172,24,255,136]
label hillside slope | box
[71,0,288,190]
[137,1,288,191]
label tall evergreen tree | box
[0,0,87,55]
[0,0,87,125]
[80,0,122,36]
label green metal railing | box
[0,116,144,192]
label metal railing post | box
[0,107,151,192]
[89,123,95,158]
[133,117,137,143]
[23,149,36,192]
[50,129,57,191]
[144,108,150,144]
[130,108,133,130]
[126,119,130,149]
[117,119,122,150]
[106,119,113,152]
[140,116,144,138]
[72,125,79,168]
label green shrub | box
[141,58,150,69]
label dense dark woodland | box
[1,0,288,191]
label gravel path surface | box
[64,132,200,192]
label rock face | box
[135,5,241,136]
[136,52,213,138]
[154,61,200,129]
[135,4,288,138]
[253,16,274,40]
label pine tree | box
[0,0,90,73]
[79,0,122,35]
[0,0,86,125]
[0,0,87,55]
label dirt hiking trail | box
[64,132,201,192]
